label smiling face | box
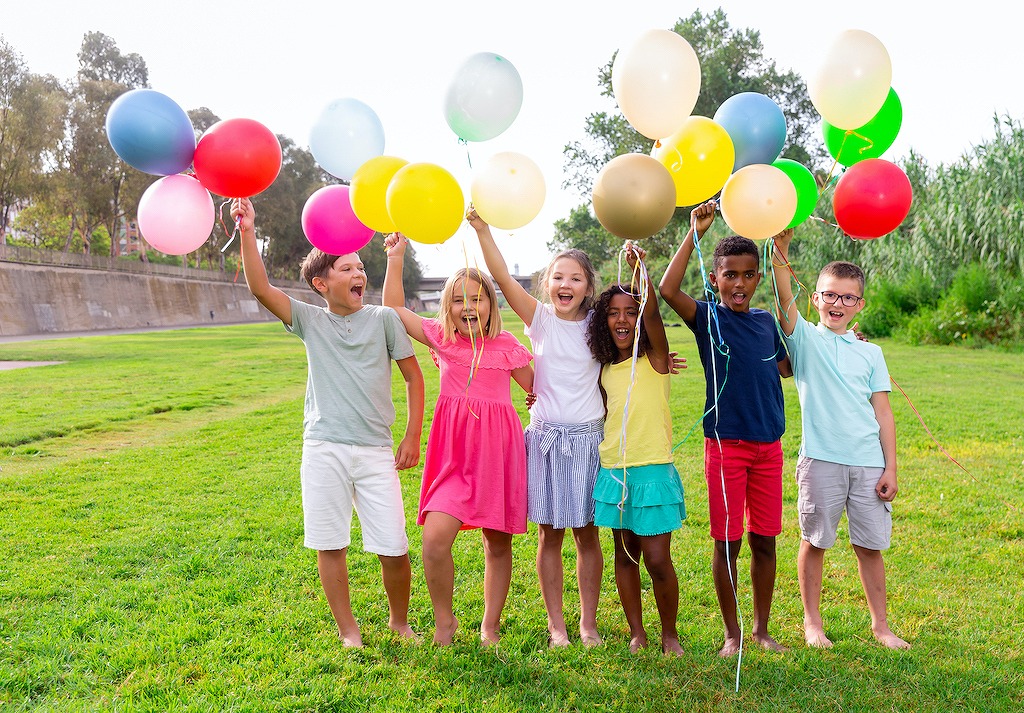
[546,256,592,320]
[450,277,492,338]
[709,254,761,313]
[311,253,365,315]
[812,274,864,334]
[606,292,640,360]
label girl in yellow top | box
[587,245,686,655]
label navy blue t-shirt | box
[686,300,786,442]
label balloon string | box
[459,138,473,169]
[459,237,483,420]
[217,200,239,253]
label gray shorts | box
[795,456,892,550]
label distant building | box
[115,217,142,256]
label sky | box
[3,0,1023,277]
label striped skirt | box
[526,418,603,529]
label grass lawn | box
[1,315,1021,711]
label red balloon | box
[832,158,912,239]
[193,118,282,198]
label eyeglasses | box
[817,291,862,307]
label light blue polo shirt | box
[785,313,890,467]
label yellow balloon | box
[350,156,408,233]
[592,153,676,240]
[470,152,546,230]
[719,164,797,240]
[611,29,701,140]
[653,117,735,207]
[808,29,892,130]
[385,163,465,244]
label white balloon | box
[471,152,546,230]
[309,98,385,181]
[444,53,523,142]
[808,30,892,130]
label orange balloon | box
[592,154,676,240]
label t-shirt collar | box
[815,321,858,343]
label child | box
[383,232,534,647]
[588,245,686,655]
[659,200,792,657]
[468,207,604,648]
[232,198,425,648]
[772,229,910,649]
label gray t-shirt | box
[286,298,416,446]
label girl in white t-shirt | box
[469,207,605,647]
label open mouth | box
[351,284,364,297]
[557,293,574,306]
[730,292,747,305]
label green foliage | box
[859,270,938,337]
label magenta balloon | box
[301,185,374,254]
[137,174,215,255]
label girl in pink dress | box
[383,233,533,646]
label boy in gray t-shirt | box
[234,199,424,648]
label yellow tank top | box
[599,356,673,468]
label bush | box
[859,269,937,337]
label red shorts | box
[704,438,783,541]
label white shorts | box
[300,440,409,556]
[796,456,892,551]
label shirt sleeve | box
[869,347,892,393]
[384,308,416,361]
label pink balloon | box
[137,174,215,255]
[301,185,374,254]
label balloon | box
[832,158,912,239]
[137,175,214,255]
[301,185,374,255]
[612,29,701,140]
[713,92,787,171]
[193,118,282,198]
[652,116,735,206]
[350,156,408,233]
[105,89,195,175]
[592,154,676,240]
[719,164,797,240]
[309,98,385,181]
[809,29,892,130]
[444,52,523,142]
[470,152,546,230]
[772,158,819,229]
[823,88,902,167]
[386,163,464,244]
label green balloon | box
[823,88,902,167]
[772,158,818,229]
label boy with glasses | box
[772,228,910,650]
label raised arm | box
[467,207,539,326]
[394,355,424,470]
[234,198,292,325]
[659,199,717,323]
[628,244,669,374]
[771,228,798,337]
[382,233,427,344]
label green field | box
[1,316,1021,711]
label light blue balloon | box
[105,89,196,176]
[309,98,385,181]
[713,92,787,171]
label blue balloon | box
[105,89,196,176]
[713,92,787,171]
[309,98,385,181]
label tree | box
[0,39,68,242]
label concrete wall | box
[0,261,328,337]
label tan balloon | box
[809,29,892,130]
[611,29,701,140]
[719,164,797,240]
[592,153,677,240]
[470,151,546,230]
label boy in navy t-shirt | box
[660,200,791,657]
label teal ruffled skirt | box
[593,462,686,536]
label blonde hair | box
[437,268,503,342]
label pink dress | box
[418,319,532,534]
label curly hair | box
[712,235,759,272]
[587,284,651,365]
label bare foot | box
[873,625,911,650]
[548,630,570,649]
[389,622,419,642]
[480,628,501,647]
[339,631,363,649]
[662,636,684,656]
[580,628,602,648]
[629,634,648,653]
[718,636,741,658]
[433,617,458,646]
[804,623,833,649]
[752,632,788,653]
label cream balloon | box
[808,29,892,130]
[611,29,701,140]
[470,152,546,230]
[719,164,797,240]
[592,153,676,240]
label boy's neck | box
[328,303,363,317]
